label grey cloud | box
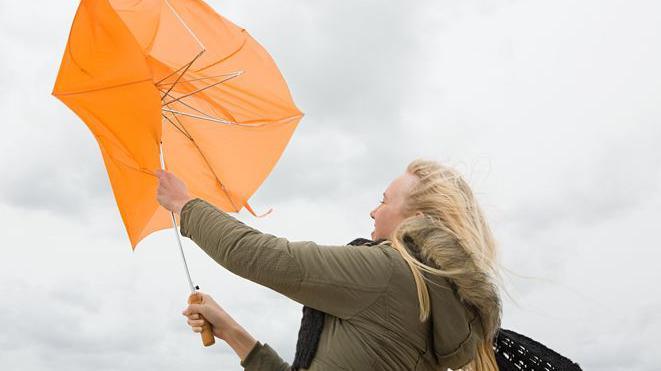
[0,1,114,217]
[0,272,245,371]
[504,126,661,234]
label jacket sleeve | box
[240,342,290,371]
[179,198,393,319]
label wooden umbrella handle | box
[188,292,216,347]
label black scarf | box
[291,237,384,370]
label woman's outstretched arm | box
[179,198,393,319]
[156,170,392,319]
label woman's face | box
[370,172,419,240]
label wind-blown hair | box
[387,159,502,371]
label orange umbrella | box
[53,0,302,346]
[52,0,302,249]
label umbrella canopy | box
[53,0,303,248]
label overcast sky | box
[1,0,660,370]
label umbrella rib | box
[156,72,243,87]
[163,108,241,125]
[160,83,223,124]
[164,0,206,51]
[164,102,196,141]
[161,72,243,106]
[53,78,153,96]
[159,88,222,122]
[162,112,192,141]
[172,99,219,121]
[160,50,204,101]
[161,108,240,212]
[161,85,244,134]
[158,69,243,124]
[166,84,239,122]
[155,58,197,86]
[163,108,300,128]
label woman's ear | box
[415,211,424,218]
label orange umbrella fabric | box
[53,0,303,248]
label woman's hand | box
[156,169,192,215]
[182,292,258,361]
[182,292,239,341]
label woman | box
[156,159,502,370]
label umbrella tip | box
[243,202,273,218]
[256,208,274,218]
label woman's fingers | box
[182,313,200,320]
[182,304,209,335]
[181,293,231,338]
[187,318,205,327]
[182,304,205,318]
[187,317,206,334]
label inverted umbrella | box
[52,0,302,345]
[53,0,302,246]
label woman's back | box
[299,242,482,370]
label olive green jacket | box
[180,199,484,370]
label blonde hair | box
[388,159,502,371]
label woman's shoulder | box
[369,241,425,284]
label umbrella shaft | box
[171,211,197,293]
[160,144,197,294]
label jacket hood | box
[424,267,484,368]
[402,236,486,369]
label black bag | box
[494,328,582,371]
